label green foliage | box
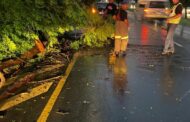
[70,40,82,50]
[82,11,114,48]
[0,0,85,60]
[0,0,114,61]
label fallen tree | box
[0,39,45,88]
[0,40,45,71]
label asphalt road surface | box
[1,11,190,122]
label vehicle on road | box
[143,0,170,20]
[95,2,108,15]
[188,7,190,19]
[129,0,136,10]
[182,7,190,19]
[138,0,149,6]
[136,0,148,20]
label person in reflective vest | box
[162,0,183,55]
[113,1,129,57]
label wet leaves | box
[41,96,45,100]
[56,109,70,116]
[122,107,126,110]
[104,77,110,81]
[85,81,95,88]
[164,92,169,96]
[86,82,89,86]
[148,64,155,67]
[175,97,181,102]
[83,100,90,104]
[15,107,23,111]
[66,101,71,104]
[124,90,131,94]
[66,87,71,90]
[130,111,135,114]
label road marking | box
[0,82,53,111]
[174,41,183,47]
[37,53,79,122]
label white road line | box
[174,41,183,47]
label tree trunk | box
[0,72,6,88]
[0,40,45,73]
[0,73,35,100]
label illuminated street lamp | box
[92,7,97,14]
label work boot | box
[115,52,119,57]
[161,51,169,55]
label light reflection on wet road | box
[46,11,190,122]
[48,45,190,122]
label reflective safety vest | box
[168,3,182,24]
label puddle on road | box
[126,45,190,72]
[127,45,163,72]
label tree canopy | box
[0,0,114,61]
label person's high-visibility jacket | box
[168,2,183,24]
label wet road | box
[47,47,190,122]
[1,11,190,122]
[47,12,190,122]
[48,12,190,122]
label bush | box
[0,0,114,61]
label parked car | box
[143,0,170,20]
[138,0,149,6]
[187,7,190,19]
[63,2,109,41]
[95,2,108,15]
[129,0,136,10]
[136,0,147,20]
[62,30,83,40]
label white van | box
[182,7,190,19]
[143,0,170,19]
[138,0,149,6]
[136,0,150,20]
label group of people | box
[104,0,183,57]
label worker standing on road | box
[113,1,129,57]
[162,0,183,55]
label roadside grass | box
[180,18,190,27]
